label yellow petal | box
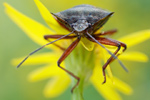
[4,3,56,47]
[34,0,70,34]
[90,65,103,83]
[28,64,66,82]
[113,77,133,95]
[44,76,71,98]
[80,37,94,51]
[94,83,122,100]
[11,52,60,66]
[118,30,150,48]
[119,51,148,62]
[91,65,122,100]
[106,66,114,82]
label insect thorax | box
[53,4,112,35]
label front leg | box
[57,37,81,93]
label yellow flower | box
[4,0,150,100]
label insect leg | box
[98,38,126,84]
[93,29,117,37]
[44,35,76,50]
[108,41,127,63]
[57,37,81,93]
[100,29,117,35]
[88,36,126,83]
[44,35,76,39]
[96,38,121,83]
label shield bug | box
[17,4,127,93]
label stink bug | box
[17,4,127,93]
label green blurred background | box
[0,0,150,100]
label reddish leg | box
[57,37,81,93]
[44,35,76,39]
[93,29,117,37]
[88,37,126,83]
[44,35,76,50]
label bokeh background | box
[0,0,150,100]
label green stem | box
[72,78,84,100]
[65,44,95,100]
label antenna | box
[17,32,74,68]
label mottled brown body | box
[52,4,113,36]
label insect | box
[17,4,127,93]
